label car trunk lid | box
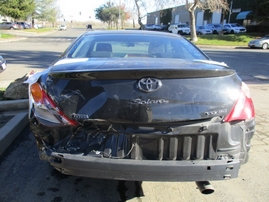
[44,58,241,124]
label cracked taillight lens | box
[30,82,78,126]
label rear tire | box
[230,30,234,34]
[262,43,268,50]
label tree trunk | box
[188,5,198,42]
[133,19,135,28]
[134,0,144,29]
[218,10,226,35]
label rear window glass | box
[67,33,207,60]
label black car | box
[26,30,255,193]
[86,24,92,29]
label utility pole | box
[118,0,121,29]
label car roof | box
[82,30,183,38]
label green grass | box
[188,33,264,46]
[0,33,13,39]
[23,27,55,33]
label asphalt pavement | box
[0,32,33,156]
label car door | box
[0,22,7,29]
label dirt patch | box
[0,89,5,101]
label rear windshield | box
[67,33,208,60]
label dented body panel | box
[30,114,254,181]
[27,30,255,182]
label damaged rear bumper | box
[49,152,240,181]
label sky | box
[56,0,167,23]
[57,0,107,22]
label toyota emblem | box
[137,78,162,93]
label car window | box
[67,33,207,60]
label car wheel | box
[262,43,268,50]
[213,30,218,34]
[230,30,234,34]
[9,27,14,30]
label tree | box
[0,0,35,20]
[35,0,59,27]
[131,0,229,41]
[134,0,145,29]
[252,0,269,23]
[95,3,118,28]
[185,0,229,42]
[119,4,131,29]
[95,2,130,29]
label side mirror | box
[0,55,7,73]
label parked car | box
[196,26,213,35]
[34,24,43,29]
[168,23,190,35]
[17,22,31,29]
[0,55,7,73]
[0,22,20,30]
[206,23,223,34]
[26,30,255,193]
[248,35,269,50]
[223,23,246,34]
[59,24,67,31]
[144,24,162,30]
[160,24,169,31]
[15,22,23,29]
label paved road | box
[0,28,83,88]
[0,29,269,202]
[203,48,269,84]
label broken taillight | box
[224,82,255,122]
[30,83,43,103]
[30,82,78,126]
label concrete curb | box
[197,45,248,49]
[0,37,27,43]
[0,99,29,156]
[0,99,29,112]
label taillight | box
[30,83,43,103]
[224,82,255,122]
[30,83,78,126]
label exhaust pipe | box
[195,181,214,194]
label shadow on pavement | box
[0,50,60,69]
